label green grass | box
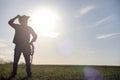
[0,64,120,80]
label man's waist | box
[13,41,30,45]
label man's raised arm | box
[8,15,20,28]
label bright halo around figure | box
[30,8,60,38]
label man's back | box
[13,24,32,45]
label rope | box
[30,44,34,64]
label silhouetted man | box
[8,15,37,77]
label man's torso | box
[13,25,31,45]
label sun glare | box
[30,8,60,38]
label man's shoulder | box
[27,26,32,30]
[27,26,34,30]
[26,26,34,32]
[27,26,32,28]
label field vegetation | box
[0,64,120,80]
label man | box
[8,15,37,77]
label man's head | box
[18,15,30,25]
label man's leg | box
[23,48,32,77]
[12,46,21,76]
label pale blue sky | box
[0,0,120,65]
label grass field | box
[0,64,120,80]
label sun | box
[29,8,60,38]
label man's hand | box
[8,15,21,27]
[15,15,20,19]
[29,42,33,45]
[11,15,20,21]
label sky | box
[0,0,120,65]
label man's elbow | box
[33,34,37,42]
[8,19,13,26]
[8,20,11,25]
[35,34,37,41]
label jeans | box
[12,44,32,76]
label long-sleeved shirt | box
[8,19,37,46]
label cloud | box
[76,5,95,17]
[96,33,120,39]
[0,49,13,62]
[0,39,7,48]
[0,43,7,48]
[95,16,112,27]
